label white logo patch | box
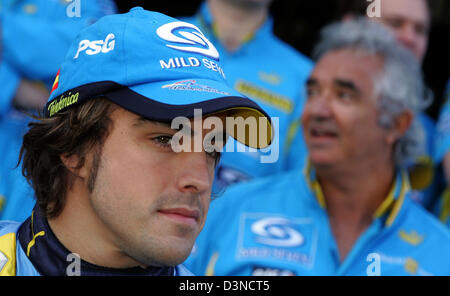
[156,21,219,60]
[251,217,304,247]
[74,33,115,59]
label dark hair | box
[336,0,367,19]
[19,97,118,218]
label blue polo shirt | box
[0,207,193,275]
[181,2,313,192]
[285,113,439,211]
[435,79,450,165]
[433,79,450,227]
[184,163,450,276]
[0,0,117,221]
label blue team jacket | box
[184,164,450,276]
[181,2,314,191]
[0,209,193,276]
[0,0,117,221]
[433,78,450,227]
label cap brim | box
[44,80,273,149]
[106,80,273,149]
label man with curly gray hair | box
[184,19,450,276]
[336,0,439,213]
[312,17,431,168]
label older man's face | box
[302,49,393,169]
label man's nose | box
[396,24,419,56]
[306,93,333,119]
[176,152,212,194]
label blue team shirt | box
[286,111,439,210]
[0,0,117,221]
[0,208,192,276]
[181,2,313,191]
[184,163,450,276]
[433,78,450,227]
[435,79,450,165]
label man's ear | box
[60,153,88,178]
[386,110,413,145]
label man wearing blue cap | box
[184,19,450,276]
[0,7,271,276]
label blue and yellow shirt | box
[433,78,450,227]
[184,163,450,276]
[0,0,117,221]
[181,2,314,191]
[0,206,192,276]
[285,112,439,211]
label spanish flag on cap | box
[50,69,60,94]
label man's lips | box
[309,126,338,138]
[158,208,200,225]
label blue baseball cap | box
[45,7,272,148]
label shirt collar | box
[304,161,410,228]
[18,206,175,276]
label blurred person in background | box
[287,0,440,212]
[0,0,117,221]
[181,0,314,192]
[434,79,450,227]
[184,19,450,276]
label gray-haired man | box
[184,19,450,276]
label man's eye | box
[385,18,404,29]
[152,135,173,147]
[337,90,354,101]
[415,24,428,36]
[307,87,319,99]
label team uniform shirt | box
[434,190,450,228]
[0,109,36,222]
[0,206,193,276]
[181,3,313,191]
[285,112,439,210]
[0,0,117,221]
[184,163,450,276]
[435,79,450,165]
[433,78,450,227]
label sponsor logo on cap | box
[48,92,79,117]
[74,33,115,59]
[156,21,219,60]
[162,80,230,95]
